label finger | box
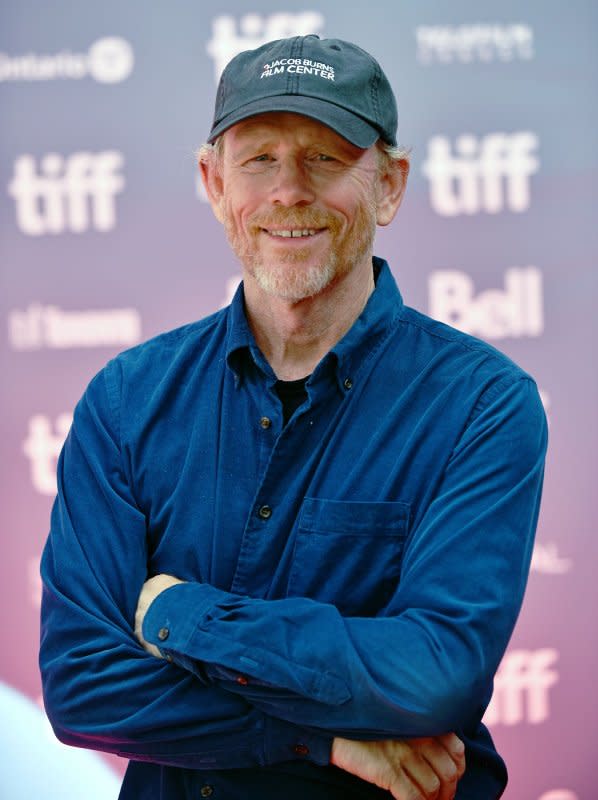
[399,751,441,800]
[388,765,436,800]
[435,733,466,777]
[415,740,459,800]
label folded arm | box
[39,367,331,769]
[140,376,547,737]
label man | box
[40,35,547,799]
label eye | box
[240,153,274,172]
[315,153,336,162]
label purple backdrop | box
[2,2,597,798]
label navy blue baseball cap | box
[208,35,398,148]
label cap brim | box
[208,95,381,148]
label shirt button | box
[260,416,271,429]
[343,377,353,390]
[236,674,249,686]
[200,785,214,797]
[258,504,272,520]
[293,743,310,757]
[157,627,169,641]
[165,654,173,663]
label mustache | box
[249,208,339,231]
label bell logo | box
[422,132,539,216]
[428,267,543,339]
[484,648,559,726]
[23,414,72,496]
[8,151,125,235]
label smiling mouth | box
[263,228,322,238]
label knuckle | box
[439,762,458,781]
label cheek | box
[225,192,261,231]
[325,177,376,221]
[223,200,250,235]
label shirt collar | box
[225,257,404,388]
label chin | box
[251,260,338,302]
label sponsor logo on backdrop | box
[8,151,125,236]
[29,557,42,609]
[8,304,141,350]
[23,414,72,496]
[207,12,325,81]
[531,542,572,575]
[422,132,539,216]
[484,648,559,726]
[0,37,134,83]
[416,24,534,65]
[428,267,543,339]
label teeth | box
[269,229,317,238]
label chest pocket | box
[287,497,410,616]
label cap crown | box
[209,35,398,147]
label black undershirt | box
[275,376,309,425]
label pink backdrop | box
[2,2,597,798]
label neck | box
[243,261,375,381]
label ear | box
[376,158,409,227]
[199,152,225,224]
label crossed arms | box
[39,366,546,798]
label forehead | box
[223,111,368,154]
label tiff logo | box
[422,132,539,216]
[428,267,543,339]
[416,24,534,65]
[23,414,72,495]
[484,648,559,726]
[8,151,125,235]
[207,12,325,81]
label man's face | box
[210,112,384,302]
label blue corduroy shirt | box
[40,258,547,799]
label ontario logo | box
[260,58,335,80]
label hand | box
[331,733,465,800]
[134,573,185,658]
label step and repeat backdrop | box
[1,1,596,798]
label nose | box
[270,157,316,207]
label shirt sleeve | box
[142,375,548,738]
[39,364,332,768]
